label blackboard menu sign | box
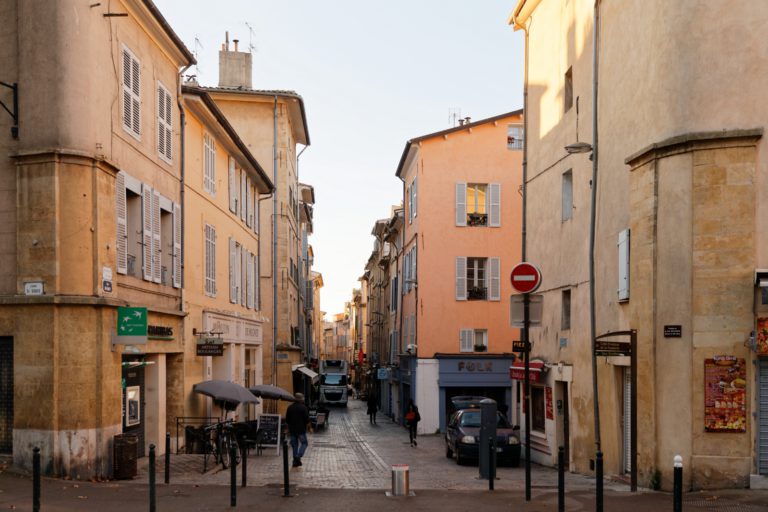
[257,413,281,454]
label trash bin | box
[113,433,138,479]
[391,464,410,496]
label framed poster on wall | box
[756,318,768,355]
[704,356,746,432]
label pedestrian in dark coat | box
[405,399,421,446]
[367,394,378,424]
[285,393,311,467]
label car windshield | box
[321,374,346,386]
[459,411,511,429]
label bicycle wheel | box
[203,438,216,473]
[219,435,231,469]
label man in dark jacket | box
[285,392,311,467]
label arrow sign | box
[510,262,542,294]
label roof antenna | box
[245,22,257,54]
[448,107,462,127]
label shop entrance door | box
[0,337,13,454]
[759,358,768,475]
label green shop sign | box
[114,307,148,345]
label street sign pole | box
[523,291,531,502]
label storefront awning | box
[292,364,319,384]
[509,359,545,383]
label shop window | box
[531,386,546,432]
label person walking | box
[405,399,421,446]
[285,392,311,467]
[367,393,378,424]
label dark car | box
[445,408,521,466]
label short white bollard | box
[391,464,410,496]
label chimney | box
[218,32,252,89]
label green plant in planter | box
[649,469,662,490]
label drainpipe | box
[272,95,279,385]
[176,64,192,309]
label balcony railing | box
[467,213,488,226]
[467,286,487,301]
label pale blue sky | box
[155,0,525,316]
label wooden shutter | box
[157,84,172,161]
[253,193,259,234]
[410,314,416,347]
[122,49,132,131]
[229,237,237,303]
[131,57,140,135]
[455,256,467,300]
[456,183,467,226]
[152,190,161,283]
[255,252,260,310]
[412,177,417,218]
[246,179,253,228]
[172,202,181,288]
[489,257,500,301]
[122,48,140,137]
[157,85,165,159]
[460,329,473,352]
[229,157,237,213]
[412,246,417,285]
[403,317,409,348]
[141,184,153,280]
[240,170,247,221]
[163,88,171,159]
[247,252,254,309]
[489,183,501,227]
[618,229,630,301]
[116,172,128,274]
[241,244,247,306]
[407,185,412,224]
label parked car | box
[445,408,521,466]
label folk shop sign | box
[458,361,493,372]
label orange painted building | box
[394,111,523,433]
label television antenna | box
[448,108,462,127]
[245,22,257,54]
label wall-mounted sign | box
[114,307,148,345]
[595,340,631,357]
[545,386,554,420]
[513,341,530,352]
[756,318,768,355]
[458,361,494,372]
[102,267,113,293]
[147,325,174,339]
[24,281,44,296]
[664,325,682,338]
[196,337,224,357]
[377,368,389,380]
[704,356,746,432]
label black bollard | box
[149,444,156,512]
[165,432,171,485]
[241,442,247,487]
[282,437,290,497]
[558,446,565,512]
[230,441,237,507]
[673,455,683,512]
[32,447,40,512]
[596,451,603,512]
[488,442,494,491]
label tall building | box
[0,0,194,476]
[395,112,524,434]
[510,0,768,490]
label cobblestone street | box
[135,398,628,492]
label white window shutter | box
[410,314,416,347]
[122,48,141,137]
[240,171,247,221]
[164,89,172,159]
[152,190,161,283]
[255,252,260,310]
[618,229,630,301]
[403,317,409,351]
[131,58,140,135]
[253,194,260,234]
[116,172,128,275]
[122,49,132,131]
[456,183,467,226]
[412,246,417,284]
[157,85,165,158]
[246,179,253,228]
[489,183,501,227]
[141,184,153,281]
[241,244,247,305]
[172,202,182,288]
[229,237,237,303]
[247,252,254,309]
[407,185,412,224]
[460,329,473,352]
[412,177,417,218]
[489,257,501,301]
[456,256,467,300]
[229,157,237,213]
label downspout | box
[176,64,191,310]
[272,95,279,385]
[589,0,602,454]
[297,145,308,361]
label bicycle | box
[201,420,241,472]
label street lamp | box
[564,142,592,155]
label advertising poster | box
[704,356,746,432]
[545,386,554,420]
[756,318,768,355]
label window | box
[157,82,172,162]
[204,224,216,296]
[618,229,630,301]
[531,386,546,432]
[125,189,141,277]
[204,133,216,195]
[561,289,571,330]
[228,157,237,213]
[456,257,500,301]
[122,46,141,138]
[562,170,573,221]
[411,177,417,221]
[459,328,487,352]
[456,183,501,227]
[474,329,488,352]
[390,276,398,312]
[564,67,573,113]
[404,247,416,293]
[507,124,524,150]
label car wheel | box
[456,449,467,466]
[445,444,453,458]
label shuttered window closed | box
[141,184,153,281]
[172,202,182,288]
[456,257,467,300]
[204,224,216,296]
[489,183,501,227]
[122,46,141,138]
[460,329,474,352]
[759,359,768,475]
[157,82,172,162]
[456,183,467,226]
[116,172,128,274]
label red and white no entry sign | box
[510,262,542,294]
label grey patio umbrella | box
[249,384,296,402]
[193,380,261,409]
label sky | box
[154,0,525,317]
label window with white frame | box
[157,82,172,162]
[562,170,573,221]
[460,328,488,352]
[456,256,500,301]
[507,124,524,150]
[122,46,141,138]
[456,183,501,227]
[204,224,216,296]
[204,133,216,195]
